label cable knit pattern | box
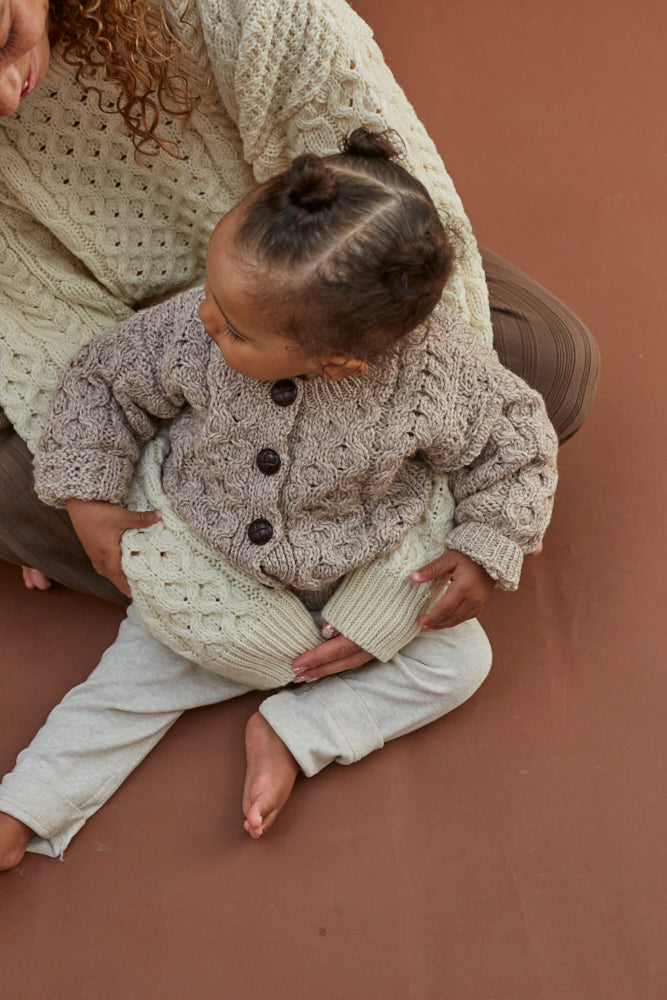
[122,435,322,688]
[1,0,508,676]
[34,288,558,657]
[121,433,455,682]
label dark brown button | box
[256,448,281,475]
[247,518,273,544]
[270,379,298,406]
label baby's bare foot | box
[0,813,32,872]
[21,566,52,591]
[243,712,299,839]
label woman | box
[0,0,599,855]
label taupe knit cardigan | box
[35,288,558,606]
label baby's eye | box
[223,322,244,343]
[0,24,17,62]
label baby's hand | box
[66,499,161,597]
[291,625,373,683]
[412,549,495,630]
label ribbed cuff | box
[34,449,130,507]
[322,567,428,663]
[444,522,523,590]
[0,775,86,857]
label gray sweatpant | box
[0,605,491,858]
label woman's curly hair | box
[49,0,206,156]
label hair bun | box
[342,127,401,161]
[286,154,339,210]
[380,231,453,300]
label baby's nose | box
[0,65,24,117]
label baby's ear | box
[321,354,369,382]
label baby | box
[0,130,557,868]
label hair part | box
[49,0,206,156]
[235,129,457,362]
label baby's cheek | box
[199,305,219,339]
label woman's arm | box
[0,205,135,454]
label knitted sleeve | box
[33,297,189,508]
[366,325,558,596]
[0,204,134,454]
[434,341,559,590]
[197,0,492,345]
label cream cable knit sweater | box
[1,0,509,684]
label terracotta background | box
[1,1,664,997]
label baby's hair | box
[234,128,456,361]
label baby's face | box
[199,206,323,382]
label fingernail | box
[292,675,307,684]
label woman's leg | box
[259,618,492,777]
[481,246,600,443]
[0,606,250,861]
[0,420,128,604]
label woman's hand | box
[66,499,161,597]
[291,627,373,683]
[412,549,495,629]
